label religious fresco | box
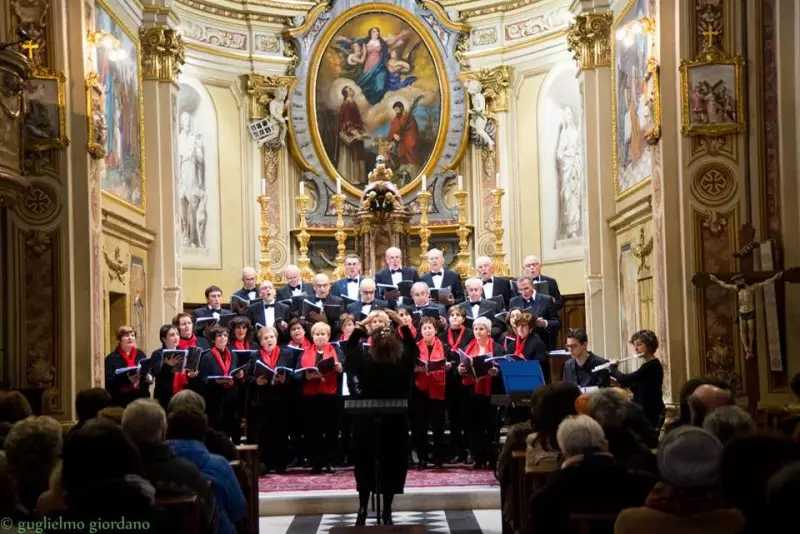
[94,1,145,210]
[311,10,443,188]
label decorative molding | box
[460,0,539,19]
[471,28,497,46]
[504,9,572,42]
[17,181,59,226]
[760,0,781,242]
[702,209,728,236]
[140,26,185,84]
[458,66,512,113]
[0,48,31,206]
[181,19,247,50]
[630,227,654,275]
[706,338,741,394]
[695,0,724,55]
[254,34,281,53]
[103,246,130,284]
[690,163,737,206]
[608,195,653,232]
[175,0,291,25]
[101,208,156,249]
[10,0,51,72]
[566,11,612,71]
[243,74,296,121]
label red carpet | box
[258,466,499,492]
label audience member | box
[4,416,62,516]
[778,372,800,437]
[615,426,744,534]
[525,383,581,472]
[34,462,65,516]
[166,409,245,534]
[168,390,238,461]
[0,459,19,527]
[96,406,125,426]
[122,399,218,534]
[0,392,32,450]
[70,388,113,435]
[702,405,756,445]
[525,415,655,534]
[663,378,707,433]
[688,383,733,426]
[765,460,800,534]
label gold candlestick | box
[454,190,476,279]
[490,188,510,276]
[257,195,277,283]
[416,191,432,274]
[332,193,347,280]
[295,194,315,281]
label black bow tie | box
[431,272,443,276]
[471,302,481,307]
[290,285,301,291]
[347,278,359,283]
[391,269,402,274]
[264,304,274,309]
[210,309,221,313]
[482,279,491,285]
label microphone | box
[0,28,31,51]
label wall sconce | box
[86,29,128,61]
[616,16,656,47]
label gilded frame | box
[305,2,452,198]
[94,0,147,214]
[611,0,657,201]
[24,71,69,151]
[680,49,746,137]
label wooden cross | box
[21,40,39,61]
[701,26,720,50]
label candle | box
[260,178,266,196]
[336,177,341,195]
[457,175,463,190]
[299,181,305,196]
[421,174,427,191]
[496,172,500,186]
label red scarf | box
[173,336,198,394]
[261,345,280,368]
[117,345,138,368]
[299,343,339,396]
[514,336,527,357]
[290,337,312,351]
[462,338,495,396]
[447,328,466,350]
[415,337,446,400]
[398,324,417,339]
[233,339,247,351]
[211,346,234,389]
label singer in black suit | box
[459,278,505,339]
[331,254,364,302]
[192,285,235,336]
[246,281,291,343]
[523,255,564,312]
[346,279,388,320]
[476,256,514,310]
[230,266,259,313]
[277,265,314,301]
[509,277,561,349]
[303,274,345,339]
[374,247,419,306]
[420,248,464,304]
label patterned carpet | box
[260,510,502,533]
[258,466,499,492]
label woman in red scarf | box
[503,309,524,351]
[441,306,473,464]
[395,307,417,339]
[339,313,356,341]
[457,316,502,469]
[170,312,206,397]
[284,318,312,468]
[249,326,294,474]
[151,324,185,410]
[229,315,256,432]
[507,313,548,373]
[194,326,246,444]
[299,322,343,474]
[104,325,152,407]
[412,317,451,469]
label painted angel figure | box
[705,271,783,359]
[386,42,420,91]
[466,79,494,149]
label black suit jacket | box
[346,298,388,319]
[230,287,259,313]
[276,282,314,301]
[192,306,235,337]
[532,274,563,312]
[374,266,420,305]
[458,299,504,339]
[409,302,447,332]
[304,294,345,339]
[483,277,514,310]
[245,301,291,343]
[420,269,464,304]
[509,293,561,349]
[331,276,363,301]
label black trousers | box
[466,390,495,465]
[411,389,446,465]
[339,397,353,463]
[446,380,467,457]
[288,385,305,462]
[304,394,340,469]
[253,386,291,470]
[207,386,241,445]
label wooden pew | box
[154,494,201,532]
[569,513,619,534]
[236,444,260,533]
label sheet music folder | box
[497,360,545,395]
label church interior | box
[1,0,800,532]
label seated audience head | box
[669,377,708,430]
[530,383,582,451]
[448,306,466,329]
[766,461,800,533]
[5,416,63,510]
[630,329,658,356]
[523,255,542,277]
[472,316,492,341]
[312,273,331,298]
[159,323,180,349]
[259,280,276,302]
[345,254,362,277]
[75,388,113,423]
[464,277,483,302]
[0,459,16,518]
[385,247,402,269]
[566,328,589,360]
[658,426,722,489]
[96,406,125,426]
[427,248,444,271]
[172,312,194,339]
[229,315,252,342]
[310,321,331,347]
[204,285,223,308]
[688,383,733,426]
[476,256,494,280]
[359,278,377,302]
[366,310,390,333]
[586,388,629,429]
[574,394,591,415]
[0,391,32,425]
[411,282,430,306]
[240,266,257,290]
[122,399,167,446]
[167,409,209,442]
[702,405,756,445]
[167,389,206,414]
[557,415,608,460]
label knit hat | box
[658,426,722,488]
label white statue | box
[266,85,288,146]
[556,107,583,240]
[178,111,206,248]
[466,79,494,149]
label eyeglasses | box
[361,290,376,294]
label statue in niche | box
[266,85,288,147]
[178,111,206,248]
[466,79,495,149]
[556,106,583,240]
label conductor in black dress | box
[344,309,416,526]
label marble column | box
[567,6,620,358]
[140,24,185,348]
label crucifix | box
[701,25,720,50]
[692,266,800,359]
[21,40,38,61]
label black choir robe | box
[531,274,563,312]
[247,347,295,469]
[104,348,151,408]
[192,306,235,337]
[276,282,314,301]
[190,348,243,440]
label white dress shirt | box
[430,271,443,289]
[263,302,276,327]
[391,269,405,304]
[346,278,360,300]
[482,278,494,300]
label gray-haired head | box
[701,405,756,445]
[122,398,167,446]
[585,388,630,428]
[168,389,206,414]
[556,415,608,458]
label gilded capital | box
[140,26,185,84]
[243,74,297,120]
[458,65,512,113]
[566,11,613,71]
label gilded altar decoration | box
[679,47,746,137]
[140,26,186,84]
[630,227,653,274]
[459,66,511,114]
[24,72,68,151]
[94,1,146,212]
[287,2,468,199]
[86,72,107,160]
[0,46,31,202]
[104,246,129,283]
[244,74,296,149]
[566,11,612,71]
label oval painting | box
[312,9,444,189]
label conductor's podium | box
[344,398,409,414]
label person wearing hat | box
[615,426,745,534]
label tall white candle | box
[457,175,463,190]
[421,174,427,191]
[260,178,266,196]
[336,177,341,195]
[299,181,305,196]
[496,172,501,187]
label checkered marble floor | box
[259,509,501,533]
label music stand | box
[494,361,546,451]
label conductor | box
[344,309,417,526]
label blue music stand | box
[498,360,546,395]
